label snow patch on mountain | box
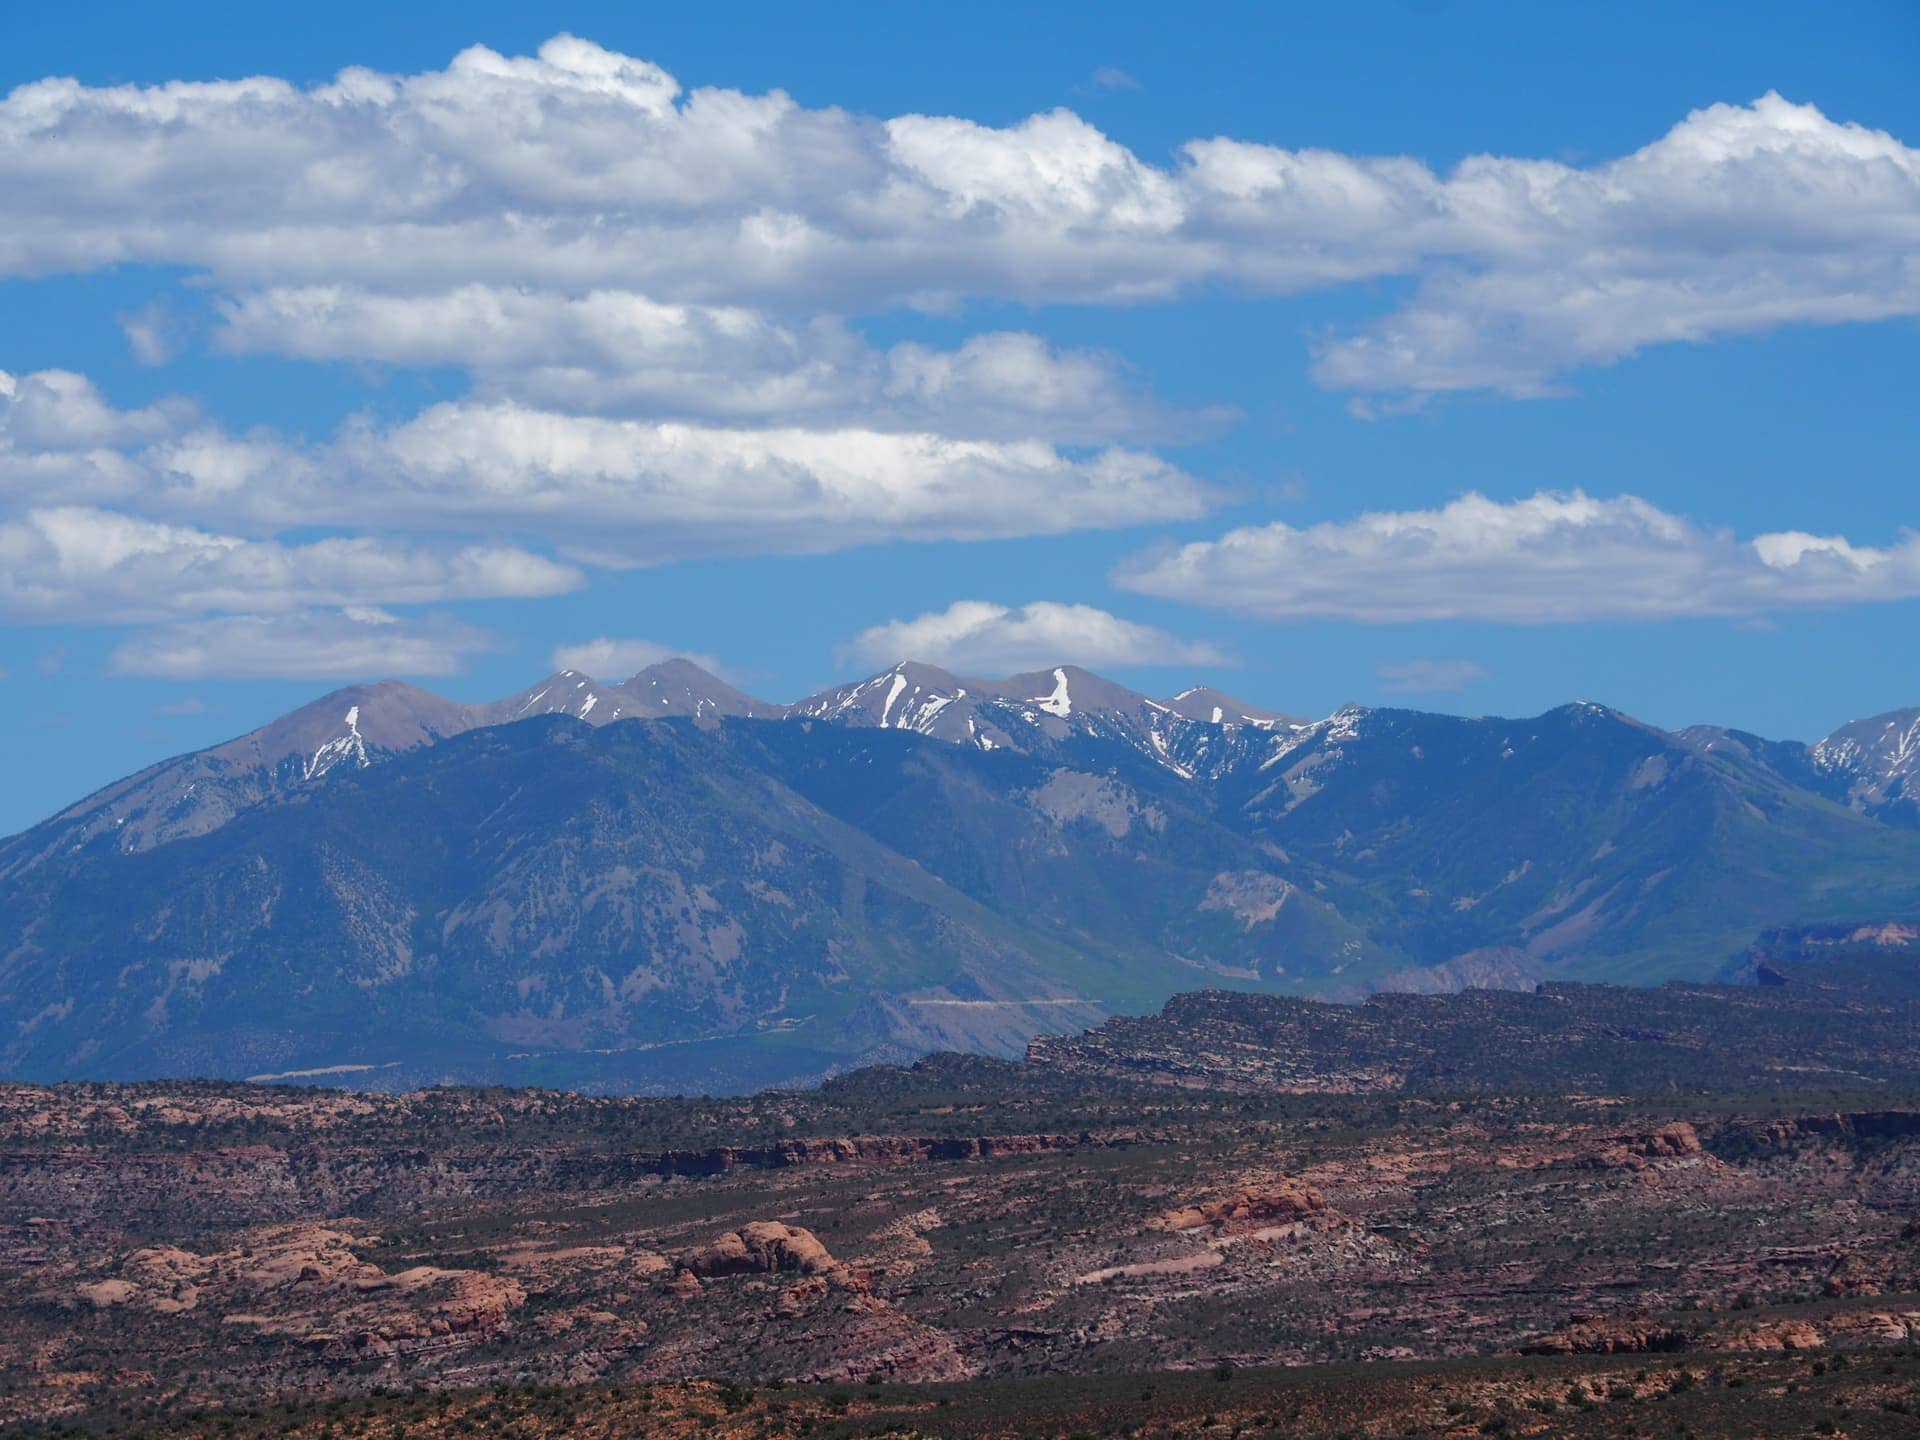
[1810,707,1920,825]
[303,705,369,781]
[1034,668,1073,718]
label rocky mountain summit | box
[790,661,1302,779]
[1810,706,1920,826]
[4,659,1299,875]
[13,655,1917,881]
[0,660,773,877]
[1683,704,1920,829]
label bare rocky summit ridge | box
[2,657,1300,880]
[0,660,778,876]
[1156,683,1298,727]
[1683,706,1920,828]
[0,679,473,873]
[1810,705,1920,826]
[9,660,1920,886]
[789,661,1303,779]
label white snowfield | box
[302,705,368,781]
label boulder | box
[683,1222,835,1277]
[77,1279,139,1308]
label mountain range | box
[2,658,1918,1092]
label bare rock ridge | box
[74,1223,526,1358]
[1683,705,1920,828]
[2,659,1305,874]
[792,662,1306,780]
[1156,683,1296,727]
[0,660,793,876]
[16,654,1919,881]
[477,658,785,731]
[1152,1178,1335,1234]
[0,679,475,871]
[1810,706,1920,826]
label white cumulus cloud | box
[0,368,189,450]
[0,506,581,624]
[110,608,500,679]
[213,287,1210,441]
[309,403,1212,562]
[3,368,1210,569]
[4,37,1919,686]
[1309,93,1920,399]
[841,599,1233,673]
[0,41,1912,394]
[1116,491,1920,623]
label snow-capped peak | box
[1809,706,1920,824]
[1155,685,1302,731]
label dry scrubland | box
[4,1058,1919,1433]
[6,952,1919,1436]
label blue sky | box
[1,0,1917,834]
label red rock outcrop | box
[1823,1309,1920,1343]
[1520,1313,1694,1355]
[683,1222,835,1278]
[667,1269,702,1299]
[1721,1319,1823,1351]
[68,1224,524,1352]
[1153,1179,1332,1233]
[1575,1121,1707,1172]
[1629,1122,1703,1158]
[1824,1250,1890,1297]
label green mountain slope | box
[1222,702,1920,982]
[6,688,1920,1093]
[0,718,1344,1090]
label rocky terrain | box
[1028,938,1920,1094]
[54,1354,1920,1440]
[4,964,1919,1434]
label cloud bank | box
[1117,492,1920,623]
[214,288,1216,441]
[3,36,1918,680]
[2,41,1913,395]
[0,505,580,624]
[2,366,1210,566]
[109,609,499,680]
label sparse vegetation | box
[3,961,1918,1436]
